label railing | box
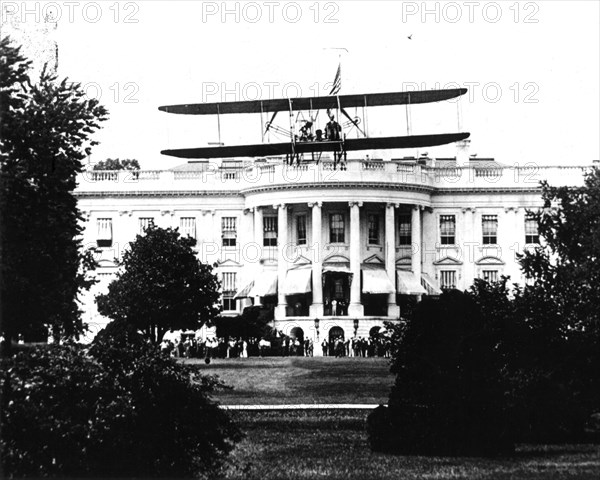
[77,162,590,193]
[362,160,384,171]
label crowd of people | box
[159,328,392,359]
[321,335,392,358]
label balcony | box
[75,160,589,196]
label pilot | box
[325,114,341,141]
[315,129,323,141]
[299,120,313,141]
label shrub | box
[1,331,242,478]
[368,290,515,456]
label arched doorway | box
[328,326,345,357]
[290,327,304,356]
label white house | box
[76,153,592,349]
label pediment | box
[291,254,312,266]
[433,256,463,266]
[363,254,384,265]
[217,258,242,267]
[396,256,412,266]
[475,256,505,266]
[323,254,350,264]
[97,259,118,268]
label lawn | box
[185,356,395,405]
[216,411,600,480]
[184,357,600,479]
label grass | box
[183,357,600,479]
[185,356,395,405]
[216,411,600,480]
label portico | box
[242,198,424,332]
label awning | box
[362,268,395,294]
[282,268,312,295]
[249,271,278,297]
[396,270,427,295]
[322,263,352,274]
[421,273,442,295]
[233,280,254,299]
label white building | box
[76,154,591,349]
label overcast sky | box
[4,1,599,169]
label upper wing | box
[158,89,468,115]
[160,132,470,159]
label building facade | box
[76,156,591,349]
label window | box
[180,217,196,239]
[222,272,237,311]
[482,270,498,283]
[296,215,307,245]
[440,270,456,290]
[96,218,113,247]
[222,217,237,247]
[329,213,345,243]
[222,296,236,311]
[398,214,411,246]
[440,215,455,245]
[139,217,154,234]
[222,272,237,293]
[368,214,380,245]
[263,216,278,247]
[525,214,539,244]
[482,215,498,245]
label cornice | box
[432,187,542,195]
[74,190,244,199]
[74,184,544,199]
[240,182,435,195]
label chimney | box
[455,139,471,166]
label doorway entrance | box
[323,272,350,316]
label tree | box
[92,158,140,171]
[368,289,515,456]
[0,36,108,345]
[96,225,221,343]
[515,166,600,439]
[1,333,241,477]
[519,166,600,335]
[214,306,274,340]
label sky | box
[3,0,599,169]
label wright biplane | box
[159,88,470,165]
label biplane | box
[159,88,470,163]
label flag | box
[329,63,341,95]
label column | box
[349,201,364,317]
[386,204,400,317]
[253,207,263,306]
[411,206,422,300]
[462,207,477,287]
[309,202,323,317]
[275,203,288,319]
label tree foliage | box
[1,333,241,478]
[515,166,600,438]
[0,36,108,343]
[370,168,600,455]
[519,166,600,335]
[215,306,275,340]
[96,225,221,343]
[92,158,140,170]
[369,288,514,456]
